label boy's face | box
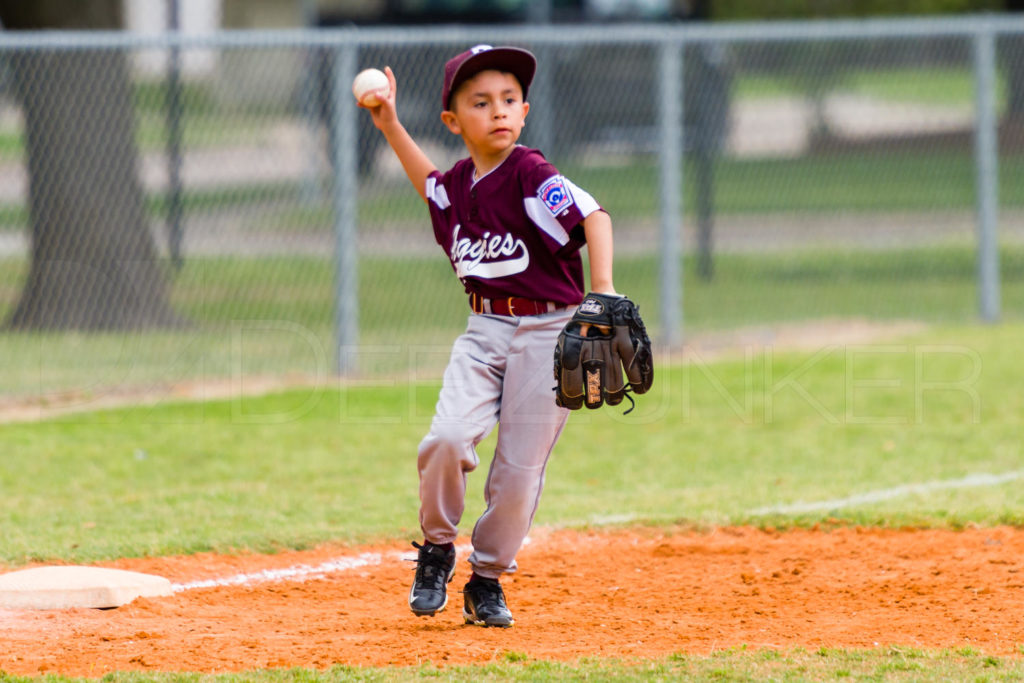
[441,69,530,158]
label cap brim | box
[447,47,536,109]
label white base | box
[0,566,172,610]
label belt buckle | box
[506,296,517,317]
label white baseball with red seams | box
[352,68,390,107]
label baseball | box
[352,68,390,107]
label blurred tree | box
[0,0,180,330]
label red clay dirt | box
[1,525,1023,677]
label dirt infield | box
[1,525,1023,676]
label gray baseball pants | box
[417,308,573,579]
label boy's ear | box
[440,110,460,135]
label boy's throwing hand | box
[356,66,400,130]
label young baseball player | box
[360,44,617,627]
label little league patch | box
[538,175,573,216]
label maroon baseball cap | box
[442,44,537,110]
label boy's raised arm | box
[361,66,438,203]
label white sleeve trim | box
[562,177,600,219]
[524,197,571,246]
[425,176,450,210]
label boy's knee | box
[418,419,482,467]
[423,419,478,448]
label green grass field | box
[5,647,1021,682]
[2,322,1024,679]
[3,322,1022,566]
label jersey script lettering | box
[449,223,530,279]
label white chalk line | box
[169,470,1024,594]
[172,551,384,592]
[750,469,1024,516]
[556,469,1024,527]
[171,543,474,593]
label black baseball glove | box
[554,292,654,412]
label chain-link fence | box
[1,16,1024,403]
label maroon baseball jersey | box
[425,145,602,306]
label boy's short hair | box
[442,44,536,110]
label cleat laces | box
[409,541,450,591]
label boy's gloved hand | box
[553,292,654,412]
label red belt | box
[469,292,566,317]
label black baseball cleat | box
[408,541,456,617]
[462,576,514,628]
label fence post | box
[330,42,360,373]
[973,26,1001,323]
[658,38,684,347]
[166,0,184,270]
